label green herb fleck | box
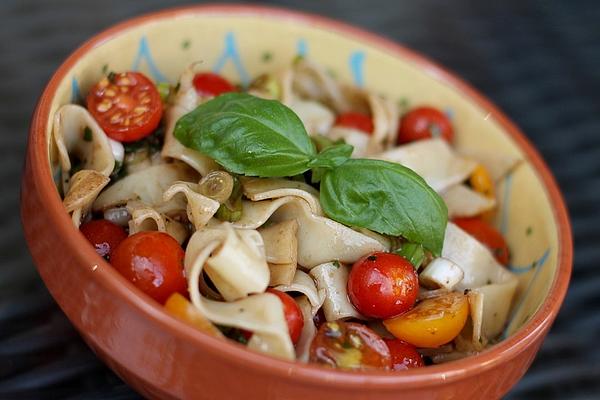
[110,160,125,180]
[101,64,109,74]
[332,260,341,269]
[526,226,533,236]
[83,127,93,142]
[182,39,191,50]
[261,51,273,63]
[156,82,171,102]
[397,98,410,112]
[107,71,116,83]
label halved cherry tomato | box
[86,71,163,142]
[348,252,419,319]
[383,292,469,348]
[164,293,224,338]
[398,106,453,144]
[383,338,424,370]
[266,289,304,344]
[309,321,391,370]
[335,112,374,134]
[453,217,510,264]
[111,231,187,304]
[193,72,236,97]
[79,219,127,259]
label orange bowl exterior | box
[20,4,572,400]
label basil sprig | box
[175,93,317,177]
[174,93,448,255]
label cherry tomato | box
[383,339,424,370]
[111,231,187,304]
[383,292,469,348]
[86,71,163,142]
[164,293,223,338]
[335,112,374,134]
[398,106,453,144]
[79,219,127,259]
[309,321,391,370]
[453,217,510,264]
[348,252,419,319]
[192,72,236,97]
[266,289,304,344]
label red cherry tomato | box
[266,289,304,344]
[348,252,419,319]
[309,321,391,370]
[453,217,510,265]
[383,339,424,370]
[192,72,236,97]
[79,219,127,259]
[398,106,453,144]
[335,112,374,134]
[111,231,187,304]
[86,71,163,142]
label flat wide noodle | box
[259,220,299,286]
[275,270,325,316]
[92,163,197,214]
[163,182,220,230]
[63,169,110,227]
[241,177,323,215]
[442,184,496,218]
[371,138,477,192]
[185,232,294,360]
[53,104,115,193]
[190,224,269,301]
[289,99,335,136]
[294,296,317,362]
[234,196,386,268]
[126,201,188,244]
[459,148,522,182]
[442,222,518,345]
[309,262,364,321]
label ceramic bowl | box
[21,5,572,399]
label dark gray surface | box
[1,0,599,399]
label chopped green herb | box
[107,71,117,83]
[397,97,410,112]
[181,39,191,50]
[110,160,125,180]
[156,82,171,102]
[174,82,181,93]
[261,51,273,63]
[332,260,341,269]
[83,127,93,142]
[526,226,533,236]
[101,64,109,74]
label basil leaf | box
[320,159,448,256]
[307,143,353,170]
[174,93,316,177]
[394,242,425,269]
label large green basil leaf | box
[174,93,316,177]
[320,159,448,256]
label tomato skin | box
[383,339,424,370]
[398,106,453,144]
[310,321,391,370]
[111,231,187,304]
[335,112,374,134]
[348,252,419,319]
[79,219,127,259]
[87,71,163,142]
[192,72,236,97]
[266,289,304,344]
[383,292,469,348]
[453,217,509,264]
[164,293,223,338]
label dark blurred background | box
[1,0,599,399]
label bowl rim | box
[26,3,573,390]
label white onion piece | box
[419,257,464,290]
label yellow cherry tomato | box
[164,293,223,338]
[383,292,469,348]
[469,164,495,198]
